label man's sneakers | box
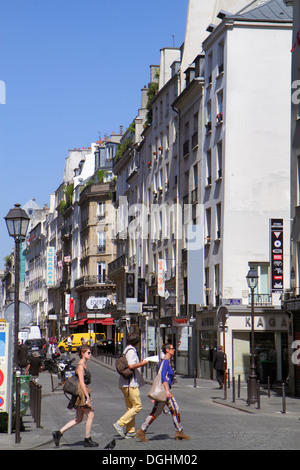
[113,422,126,438]
[113,422,137,439]
[125,431,136,439]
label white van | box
[19,325,41,341]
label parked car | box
[25,338,46,359]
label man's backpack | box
[115,347,135,379]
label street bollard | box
[30,380,42,428]
[267,376,271,397]
[193,369,197,388]
[257,380,260,409]
[232,376,235,403]
[247,377,250,406]
[282,382,286,414]
[238,375,241,398]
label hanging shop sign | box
[46,247,55,286]
[157,259,166,298]
[270,219,283,292]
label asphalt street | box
[2,355,300,454]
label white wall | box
[223,24,292,299]
[180,0,251,91]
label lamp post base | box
[247,371,258,404]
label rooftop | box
[235,0,293,20]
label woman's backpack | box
[115,348,134,379]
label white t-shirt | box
[119,345,145,389]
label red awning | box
[87,318,114,325]
[69,319,87,328]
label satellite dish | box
[4,302,33,328]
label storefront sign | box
[86,297,109,310]
[126,298,142,314]
[244,315,288,330]
[46,247,55,286]
[270,219,283,292]
[173,317,188,325]
[157,259,166,298]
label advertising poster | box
[0,322,12,415]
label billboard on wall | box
[0,322,12,415]
[270,219,283,292]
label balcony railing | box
[108,254,127,276]
[74,275,114,288]
[249,293,272,306]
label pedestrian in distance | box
[136,343,190,442]
[67,335,72,354]
[213,345,227,389]
[18,341,29,374]
[49,336,55,355]
[52,345,99,448]
[26,352,42,382]
[113,333,148,439]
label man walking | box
[214,345,227,389]
[113,333,148,439]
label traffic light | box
[137,278,145,303]
[126,273,135,298]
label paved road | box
[35,359,300,451]
[3,356,300,453]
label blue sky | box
[0,0,188,269]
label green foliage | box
[115,137,134,163]
[146,80,159,125]
[59,183,74,214]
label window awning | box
[69,319,87,328]
[87,318,114,325]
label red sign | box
[69,298,74,318]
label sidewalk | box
[1,355,300,450]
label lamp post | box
[246,267,259,404]
[4,203,30,443]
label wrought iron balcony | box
[74,275,114,288]
[249,293,272,306]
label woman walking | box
[136,343,190,442]
[52,345,99,448]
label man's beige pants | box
[117,387,142,433]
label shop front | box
[196,308,289,383]
[284,299,300,396]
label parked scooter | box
[44,353,76,381]
[57,354,76,381]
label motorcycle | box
[57,354,76,381]
[44,353,76,381]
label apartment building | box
[283,0,300,395]
[197,0,292,381]
[23,136,121,340]
[108,0,292,381]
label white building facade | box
[197,0,292,382]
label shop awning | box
[69,319,87,328]
[87,318,114,325]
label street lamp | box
[246,267,259,404]
[4,203,30,443]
